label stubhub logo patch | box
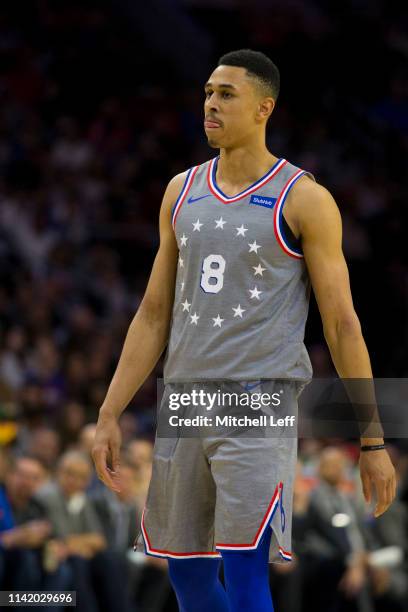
[249,195,277,208]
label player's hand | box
[359,449,396,517]
[92,410,122,492]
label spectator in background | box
[366,504,408,612]
[17,383,50,433]
[58,400,86,450]
[0,455,70,596]
[25,427,62,470]
[0,326,28,391]
[3,455,49,525]
[91,455,170,611]
[299,447,372,612]
[0,454,14,531]
[0,477,14,583]
[365,448,408,612]
[36,449,132,612]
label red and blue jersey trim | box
[273,169,307,259]
[207,156,287,203]
[171,165,200,229]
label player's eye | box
[205,90,213,98]
[222,92,232,99]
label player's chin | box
[205,126,225,147]
[206,133,227,149]
[207,137,221,148]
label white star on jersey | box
[180,281,185,291]
[192,219,203,232]
[232,304,246,318]
[190,312,199,325]
[179,257,184,268]
[180,234,188,246]
[236,224,248,237]
[249,286,262,300]
[248,240,261,254]
[212,314,224,327]
[181,299,191,312]
[253,264,266,276]
[215,217,226,229]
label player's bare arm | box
[285,177,396,517]
[92,171,187,491]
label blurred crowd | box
[0,0,407,610]
[1,438,408,612]
[0,436,175,611]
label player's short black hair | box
[217,49,280,101]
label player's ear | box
[256,97,275,123]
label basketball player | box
[92,50,396,611]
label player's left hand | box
[359,449,396,517]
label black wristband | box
[360,444,385,452]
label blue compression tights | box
[167,526,274,612]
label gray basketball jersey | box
[163,156,315,383]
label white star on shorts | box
[180,234,188,246]
[190,312,200,324]
[232,304,246,318]
[249,286,262,300]
[192,219,203,232]
[253,264,266,276]
[212,314,224,327]
[236,224,248,237]
[248,240,261,253]
[181,299,191,312]
[215,217,226,229]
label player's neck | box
[217,144,279,187]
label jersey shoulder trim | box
[273,167,314,259]
[171,165,200,228]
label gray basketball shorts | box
[134,379,300,564]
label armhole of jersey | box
[171,165,200,229]
[281,216,301,253]
[273,169,314,259]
